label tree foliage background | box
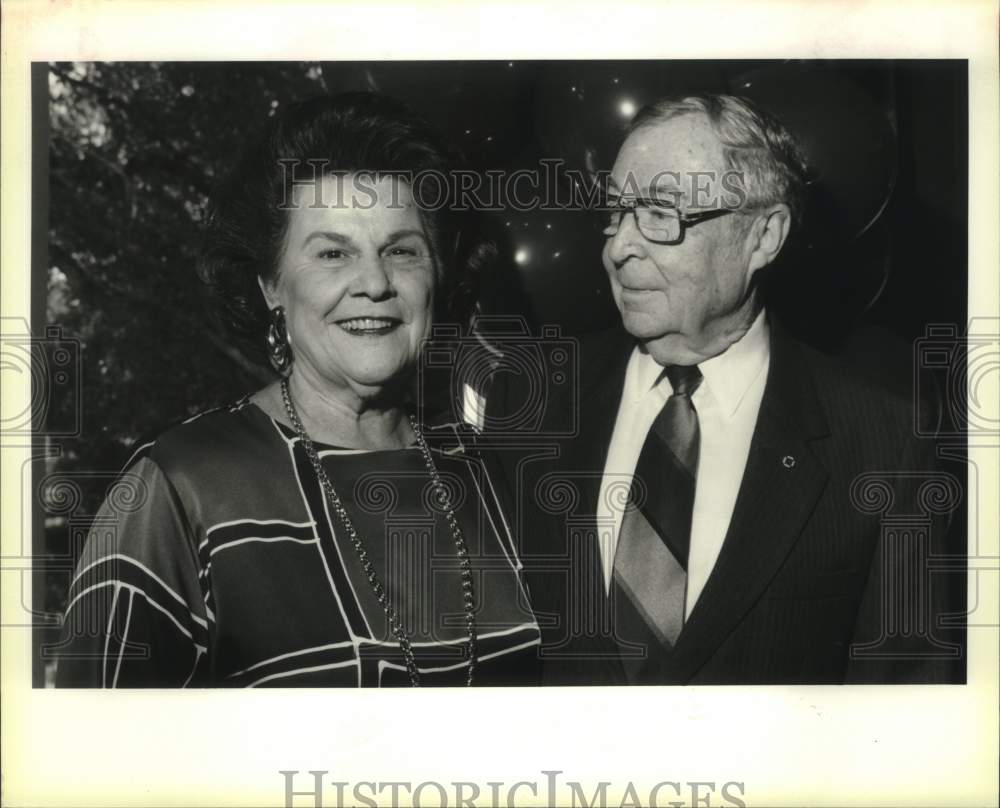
[42,63,336,637]
[48,61,327,444]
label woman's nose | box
[352,256,393,299]
[605,210,647,265]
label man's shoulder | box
[574,326,634,388]
[775,323,930,441]
[485,325,632,430]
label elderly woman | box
[56,92,540,687]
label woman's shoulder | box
[421,416,484,454]
[420,419,511,487]
[123,396,283,477]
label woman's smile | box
[334,316,403,336]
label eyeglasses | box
[599,195,734,245]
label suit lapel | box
[665,321,831,682]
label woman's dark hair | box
[198,91,489,367]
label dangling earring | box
[266,306,292,375]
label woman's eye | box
[317,248,347,261]
[386,246,420,258]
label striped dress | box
[55,399,541,687]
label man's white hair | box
[629,93,810,228]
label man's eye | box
[318,248,348,260]
[642,206,675,224]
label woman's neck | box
[253,374,415,451]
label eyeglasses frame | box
[598,194,737,245]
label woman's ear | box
[257,275,280,310]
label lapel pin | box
[782,455,796,469]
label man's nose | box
[605,211,648,266]
[351,255,394,299]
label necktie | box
[611,364,702,679]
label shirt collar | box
[624,309,770,418]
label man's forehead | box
[609,113,725,193]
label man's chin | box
[620,311,677,342]
[619,320,704,365]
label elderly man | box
[500,93,962,685]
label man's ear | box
[746,203,792,277]
[257,275,280,311]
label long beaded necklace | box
[280,378,477,687]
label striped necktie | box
[611,364,702,680]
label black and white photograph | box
[2,2,997,806]
[37,57,970,688]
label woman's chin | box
[341,368,414,402]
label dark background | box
[32,60,968,684]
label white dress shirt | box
[596,311,771,616]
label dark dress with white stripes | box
[55,400,541,687]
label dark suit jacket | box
[489,317,965,685]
